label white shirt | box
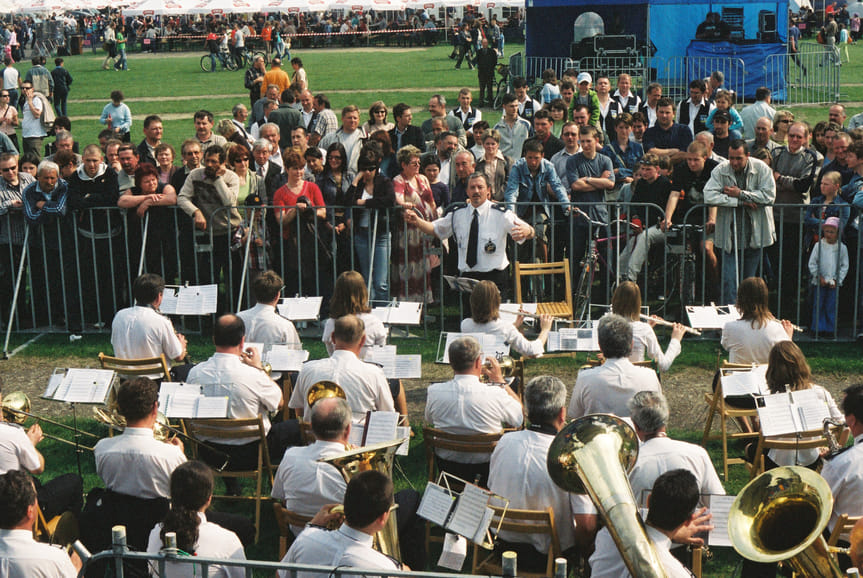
[431,200,528,273]
[0,422,41,474]
[721,319,790,365]
[628,435,725,506]
[321,313,388,358]
[147,512,245,578]
[630,321,681,373]
[111,305,184,363]
[2,67,18,91]
[461,317,544,357]
[567,358,662,420]
[489,429,595,553]
[94,427,187,499]
[237,302,301,346]
[186,353,283,444]
[0,528,77,577]
[821,433,863,539]
[290,350,394,420]
[21,94,45,139]
[280,525,399,578]
[739,100,776,140]
[425,374,523,462]
[271,440,347,535]
[589,525,693,578]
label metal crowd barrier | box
[576,53,651,91]
[507,51,524,81]
[1,199,855,340]
[659,56,746,104]
[523,56,576,85]
[764,44,841,105]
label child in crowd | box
[705,90,743,137]
[422,156,449,214]
[539,68,561,104]
[808,216,848,333]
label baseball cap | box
[823,216,841,230]
[713,110,731,123]
[577,72,592,85]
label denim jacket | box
[503,157,569,218]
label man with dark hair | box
[476,37,498,107]
[389,103,424,151]
[526,109,564,159]
[512,76,541,122]
[740,87,775,140]
[136,114,163,166]
[291,314,394,421]
[421,130,461,191]
[237,269,300,345]
[425,336,522,485]
[115,142,139,193]
[821,383,863,545]
[495,92,534,159]
[640,82,663,127]
[320,105,367,173]
[590,469,707,577]
[187,314,296,471]
[111,273,187,365]
[568,314,661,419]
[0,152,32,322]
[0,470,77,576]
[268,89,302,150]
[489,376,596,567]
[677,79,714,138]
[311,93,338,145]
[643,97,693,164]
[567,124,615,260]
[193,110,227,150]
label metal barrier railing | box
[2,199,856,341]
[576,53,651,92]
[507,51,524,82]
[523,56,576,85]
[660,56,746,105]
[764,44,841,105]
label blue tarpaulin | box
[684,40,787,100]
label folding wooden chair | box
[827,514,862,559]
[98,352,171,380]
[514,260,572,319]
[273,502,313,558]
[471,506,560,578]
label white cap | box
[577,72,592,84]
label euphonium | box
[547,414,667,578]
[728,465,842,577]
[306,381,346,408]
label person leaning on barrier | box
[0,470,77,577]
[567,314,662,420]
[0,152,33,323]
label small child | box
[422,156,449,214]
[808,216,849,333]
[539,68,561,104]
[705,90,743,137]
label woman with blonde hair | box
[461,280,552,357]
[721,277,793,364]
[611,281,685,372]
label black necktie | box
[466,209,479,268]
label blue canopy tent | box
[525,0,789,99]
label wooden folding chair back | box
[98,352,171,380]
[273,502,314,558]
[514,260,572,319]
[701,362,761,479]
[471,506,560,578]
[827,514,862,554]
[185,416,274,542]
[422,427,504,483]
[34,508,78,548]
[746,426,842,479]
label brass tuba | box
[306,380,347,408]
[322,439,406,562]
[728,465,842,577]
[547,414,667,578]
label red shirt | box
[273,181,325,239]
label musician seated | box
[488,376,597,569]
[237,270,301,347]
[612,282,685,372]
[281,471,408,578]
[147,461,246,577]
[111,273,189,380]
[273,397,427,569]
[589,469,711,577]
[187,314,301,478]
[0,470,77,577]
[567,314,661,420]
[721,277,792,366]
[0,377,83,522]
[461,280,553,358]
[290,315,395,423]
[425,336,523,487]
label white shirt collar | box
[338,523,375,546]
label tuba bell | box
[547,414,667,578]
[728,465,842,577]
[306,380,347,409]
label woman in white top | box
[321,270,408,424]
[757,341,841,468]
[147,461,245,578]
[721,277,793,365]
[611,281,685,372]
[460,280,552,357]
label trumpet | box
[1,391,97,451]
[481,354,517,383]
[639,314,702,336]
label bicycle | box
[232,47,268,70]
[641,223,704,319]
[200,49,236,72]
[491,63,510,109]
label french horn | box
[306,380,346,408]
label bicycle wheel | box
[200,54,214,73]
[492,79,506,109]
[225,55,239,71]
[572,259,593,322]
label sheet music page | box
[348,424,365,447]
[686,306,722,329]
[576,324,599,351]
[364,346,397,375]
[266,347,309,371]
[721,365,768,397]
[157,382,183,410]
[55,368,115,403]
[244,342,265,357]
[165,393,199,418]
[547,331,561,351]
[706,495,735,547]
[196,396,229,418]
[417,482,455,526]
[394,355,422,379]
[472,506,495,545]
[446,483,490,539]
[175,284,218,315]
[443,333,475,364]
[277,296,323,321]
[791,389,832,432]
[371,301,423,325]
[483,334,510,358]
[757,394,798,437]
[159,287,179,315]
[437,532,467,571]
[558,328,581,351]
[363,411,400,445]
[396,426,410,456]
[43,370,66,398]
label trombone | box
[1,391,98,451]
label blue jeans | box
[116,48,127,70]
[721,247,763,304]
[354,227,390,303]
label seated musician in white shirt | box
[237,270,301,346]
[0,470,77,577]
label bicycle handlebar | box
[571,207,640,231]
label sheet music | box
[472,506,495,545]
[705,495,735,547]
[550,324,599,352]
[396,426,410,456]
[757,394,800,437]
[277,296,323,321]
[792,389,833,432]
[348,425,365,447]
[394,355,422,379]
[418,482,455,526]
[443,275,480,294]
[195,396,229,418]
[43,370,66,398]
[447,483,491,540]
[158,382,192,410]
[363,411,400,446]
[165,393,200,418]
[265,347,309,371]
[721,365,768,397]
[442,333,509,364]
[173,284,218,315]
[53,368,115,403]
[364,345,397,369]
[371,301,423,325]
[159,287,179,315]
[438,532,467,571]
[499,303,537,326]
[686,304,741,329]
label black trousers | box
[34,473,83,521]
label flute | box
[506,308,570,323]
[639,314,702,336]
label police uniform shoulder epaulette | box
[443,202,467,216]
[491,202,508,212]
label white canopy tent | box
[186,0,263,14]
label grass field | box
[4,38,863,576]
